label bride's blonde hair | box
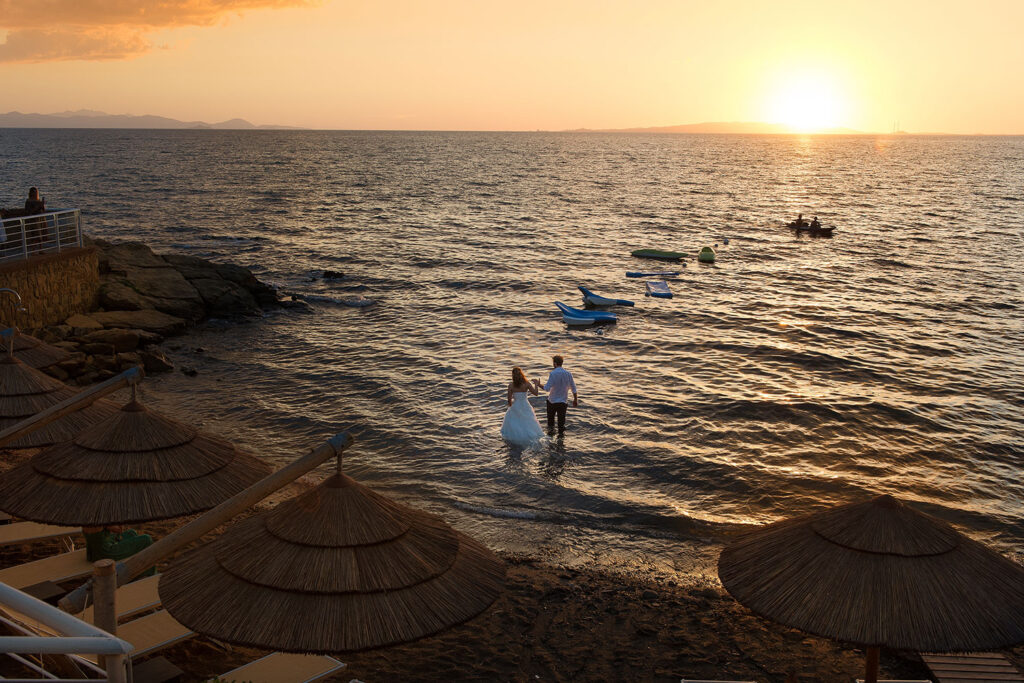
[512,367,528,386]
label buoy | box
[723,237,730,245]
[698,246,716,263]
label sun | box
[762,69,849,133]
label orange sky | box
[1,0,1022,133]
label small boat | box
[631,249,687,261]
[578,286,634,307]
[787,221,836,236]
[555,301,617,325]
[697,246,716,263]
[626,270,682,278]
[645,281,672,299]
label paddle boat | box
[578,286,634,307]
[631,249,687,261]
[697,246,716,263]
[555,301,618,325]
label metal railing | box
[0,582,132,682]
[0,210,83,264]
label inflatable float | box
[578,286,634,307]
[645,281,672,299]
[631,249,687,261]
[555,301,618,325]
[697,246,716,263]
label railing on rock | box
[0,209,83,264]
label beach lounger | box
[0,521,81,548]
[80,574,162,623]
[81,609,193,663]
[213,653,347,683]
[921,651,1024,682]
[0,548,91,589]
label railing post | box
[76,210,83,247]
[19,219,28,260]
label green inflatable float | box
[698,246,716,263]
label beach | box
[6,441,1022,682]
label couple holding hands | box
[501,355,578,445]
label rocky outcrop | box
[35,239,281,386]
[96,240,278,320]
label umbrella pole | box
[0,366,142,448]
[865,645,880,683]
[59,431,354,614]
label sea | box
[2,129,1022,576]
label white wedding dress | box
[501,392,545,445]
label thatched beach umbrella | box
[718,494,1024,683]
[0,354,119,448]
[1,329,70,369]
[158,469,505,653]
[0,396,270,525]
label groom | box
[536,355,577,434]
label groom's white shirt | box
[544,367,576,404]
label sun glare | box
[763,70,849,133]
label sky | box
[0,0,1022,133]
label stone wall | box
[0,247,99,330]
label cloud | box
[0,1,319,63]
[0,28,151,62]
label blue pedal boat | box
[578,286,634,307]
[555,301,618,325]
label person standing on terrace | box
[24,187,45,214]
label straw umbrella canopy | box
[718,495,1024,680]
[0,354,120,448]
[0,396,271,525]
[158,470,505,653]
[2,330,70,369]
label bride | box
[500,367,544,445]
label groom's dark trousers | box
[546,400,567,432]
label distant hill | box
[571,121,864,135]
[0,110,303,130]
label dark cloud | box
[0,1,318,62]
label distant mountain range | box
[571,121,864,135]
[0,110,302,130]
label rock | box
[56,354,87,373]
[118,266,203,311]
[45,365,70,382]
[80,329,141,353]
[100,241,168,271]
[189,278,259,317]
[641,590,659,601]
[53,341,80,352]
[89,310,187,336]
[116,351,143,371]
[65,314,104,335]
[98,281,151,311]
[138,349,174,374]
[81,342,116,356]
[322,269,344,279]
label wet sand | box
[2,447,1021,682]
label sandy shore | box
[3,445,1022,682]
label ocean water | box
[2,129,1022,572]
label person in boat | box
[810,216,821,229]
[794,213,807,227]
